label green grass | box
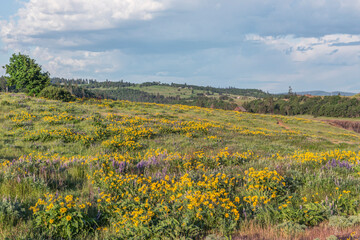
[0,92,360,239]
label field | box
[1,92,360,239]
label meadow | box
[1,92,360,239]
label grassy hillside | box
[1,92,360,239]
[51,78,264,109]
[127,84,257,105]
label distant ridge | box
[279,91,356,96]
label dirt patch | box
[322,119,360,134]
[276,119,291,130]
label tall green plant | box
[2,53,50,96]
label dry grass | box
[231,221,360,240]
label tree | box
[288,86,293,96]
[2,53,50,96]
[0,76,7,92]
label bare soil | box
[322,119,360,134]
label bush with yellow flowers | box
[242,167,287,211]
[29,193,96,239]
[91,164,243,238]
[6,110,36,127]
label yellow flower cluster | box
[42,112,85,124]
[30,193,92,224]
[24,128,94,144]
[291,150,360,164]
[243,167,286,210]
[92,168,242,232]
[6,111,36,126]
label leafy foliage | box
[3,53,50,96]
[30,194,97,239]
[38,86,75,102]
[329,215,360,228]
[0,197,27,226]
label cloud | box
[1,0,360,92]
[246,34,360,65]
[1,0,167,48]
[25,47,126,79]
[4,0,360,49]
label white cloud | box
[1,0,360,92]
[246,34,360,64]
[1,0,167,47]
[25,47,126,78]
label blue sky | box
[1,0,360,93]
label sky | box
[0,0,360,93]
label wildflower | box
[60,207,67,214]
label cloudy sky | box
[1,0,360,93]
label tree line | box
[0,53,239,110]
[244,95,360,118]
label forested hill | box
[244,94,360,118]
[50,78,270,110]
[285,90,356,96]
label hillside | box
[51,78,268,110]
[1,92,360,239]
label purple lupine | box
[323,159,353,170]
[116,161,126,173]
[136,160,148,170]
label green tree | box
[2,53,50,96]
[0,76,7,92]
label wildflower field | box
[1,92,360,239]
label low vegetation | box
[0,92,360,239]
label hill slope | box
[51,78,269,109]
[0,92,360,239]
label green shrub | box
[329,215,360,228]
[1,100,10,106]
[280,202,328,226]
[0,197,27,226]
[30,193,97,239]
[38,86,75,102]
[326,235,338,240]
[276,221,306,236]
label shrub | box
[1,100,10,106]
[30,193,97,239]
[326,235,338,240]
[329,215,360,228]
[0,197,27,226]
[276,221,306,236]
[38,86,75,102]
